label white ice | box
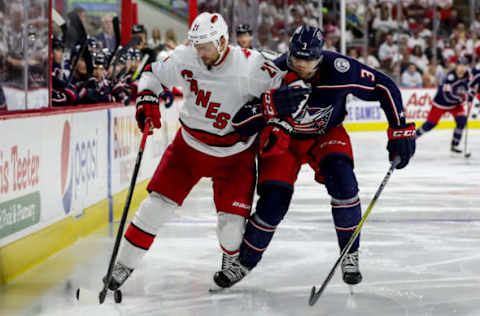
[1,129,480,316]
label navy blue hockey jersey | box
[232,51,408,137]
[273,51,406,135]
[433,69,470,109]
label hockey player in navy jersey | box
[213,25,416,289]
[416,57,471,153]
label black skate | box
[103,262,133,291]
[341,251,362,285]
[451,144,462,154]
[213,258,249,289]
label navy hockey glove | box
[387,123,416,169]
[261,86,310,119]
[136,90,161,134]
[260,118,294,157]
[159,89,174,108]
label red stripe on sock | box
[125,223,155,250]
[220,245,239,255]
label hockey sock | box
[117,192,177,269]
[331,196,362,252]
[239,213,277,269]
[239,184,293,269]
[416,121,436,137]
[452,116,467,146]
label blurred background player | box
[103,12,308,292]
[416,57,471,154]
[236,24,254,49]
[214,25,416,289]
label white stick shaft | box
[52,8,66,26]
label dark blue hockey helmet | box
[288,25,325,61]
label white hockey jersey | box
[138,44,284,157]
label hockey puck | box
[465,153,472,158]
[472,113,477,119]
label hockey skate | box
[213,258,250,289]
[451,144,463,154]
[341,251,362,285]
[103,262,133,291]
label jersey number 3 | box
[360,69,375,82]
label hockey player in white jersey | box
[103,12,310,291]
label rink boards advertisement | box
[345,88,480,123]
[0,105,173,248]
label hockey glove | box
[159,89,174,108]
[136,90,161,134]
[259,118,294,158]
[387,122,416,169]
[261,86,310,119]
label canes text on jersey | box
[181,69,230,129]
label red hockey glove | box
[261,86,310,119]
[136,90,161,134]
[259,118,294,158]
[387,122,416,169]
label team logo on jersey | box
[293,104,333,134]
[334,58,350,73]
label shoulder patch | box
[475,65,480,71]
[447,74,455,81]
[334,58,350,73]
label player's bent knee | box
[256,183,293,227]
[323,157,359,200]
[132,192,178,234]
[216,212,246,252]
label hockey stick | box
[464,101,474,158]
[77,120,151,304]
[132,54,150,81]
[308,156,401,307]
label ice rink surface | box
[1,129,479,316]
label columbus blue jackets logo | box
[293,104,333,134]
[61,121,73,214]
[334,58,350,73]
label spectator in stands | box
[378,33,400,72]
[234,0,259,44]
[401,63,423,88]
[358,49,381,69]
[422,64,438,88]
[471,11,480,37]
[164,29,178,50]
[148,27,164,53]
[410,44,429,73]
[439,9,462,38]
[372,3,397,45]
[324,36,337,52]
[404,0,427,24]
[96,14,116,52]
[408,28,426,52]
[257,23,274,51]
